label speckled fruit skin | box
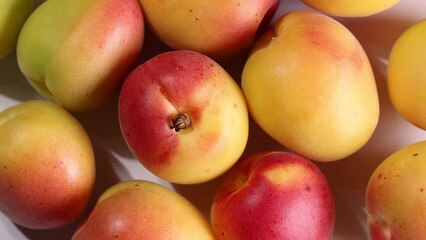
[0,100,95,229]
[300,0,400,17]
[118,50,249,184]
[366,141,426,239]
[72,180,215,240]
[17,0,144,112]
[139,0,279,59]
[242,11,379,162]
[211,151,335,240]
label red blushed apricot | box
[119,84,178,168]
[72,180,215,239]
[119,51,217,167]
[0,101,95,229]
[17,0,144,111]
[73,190,173,239]
[139,0,279,59]
[287,12,364,70]
[0,138,94,229]
[211,152,335,240]
[242,11,379,162]
[118,50,249,184]
[366,141,426,239]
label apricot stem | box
[169,112,191,132]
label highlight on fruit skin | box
[387,18,426,131]
[72,180,215,240]
[300,0,400,17]
[0,100,96,230]
[211,151,335,240]
[118,50,249,184]
[139,0,280,59]
[16,0,144,112]
[241,11,379,162]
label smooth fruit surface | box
[17,0,144,111]
[72,180,215,239]
[300,0,400,17]
[0,0,33,59]
[0,100,95,229]
[387,19,426,130]
[242,11,379,162]
[139,0,279,59]
[211,151,335,240]
[119,50,249,184]
[366,141,426,239]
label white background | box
[1,0,426,239]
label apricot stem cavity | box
[170,112,191,132]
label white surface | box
[1,0,426,239]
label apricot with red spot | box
[72,180,215,239]
[242,11,379,162]
[17,0,144,111]
[366,141,426,239]
[211,151,335,239]
[0,101,95,229]
[139,0,279,59]
[118,50,249,184]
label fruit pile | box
[1,0,425,239]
